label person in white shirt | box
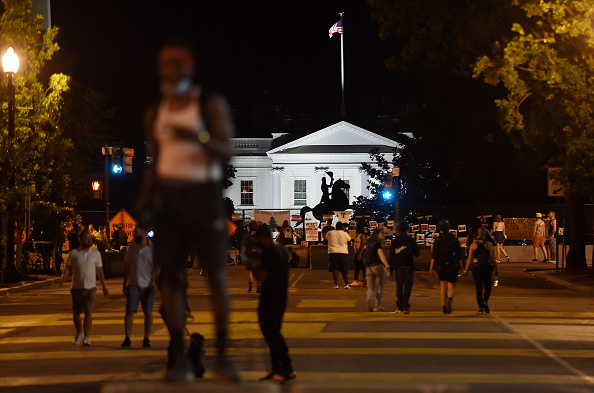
[324,222,353,289]
[121,224,155,349]
[60,229,109,346]
[532,213,548,263]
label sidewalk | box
[526,264,594,296]
[0,274,61,296]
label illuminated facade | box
[225,121,403,220]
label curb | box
[0,277,61,296]
[530,271,594,296]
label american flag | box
[329,19,343,38]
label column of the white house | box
[360,171,370,197]
[271,167,284,209]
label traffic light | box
[382,189,394,201]
[91,180,102,199]
[112,148,123,174]
[122,147,134,174]
[384,173,393,188]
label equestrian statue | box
[296,171,350,228]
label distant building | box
[225,121,403,222]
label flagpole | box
[340,13,346,118]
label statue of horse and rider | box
[296,171,351,228]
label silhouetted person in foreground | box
[138,41,237,383]
[245,225,295,383]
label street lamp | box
[2,47,21,282]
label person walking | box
[492,215,510,263]
[137,42,237,382]
[241,221,261,293]
[325,222,352,289]
[121,224,156,349]
[245,225,295,383]
[350,226,367,287]
[531,213,548,263]
[430,220,462,314]
[390,222,419,314]
[548,211,557,263]
[464,226,499,313]
[59,229,109,346]
[363,228,390,311]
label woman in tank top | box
[492,215,509,263]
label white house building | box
[225,121,402,221]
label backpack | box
[473,241,491,266]
[363,243,380,266]
[432,234,459,271]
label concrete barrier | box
[102,251,126,278]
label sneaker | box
[403,310,410,315]
[73,333,84,345]
[542,259,549,263]
[121,336,131,348]
[143,337,151,348]
[349,281,360,287]
[284,371,296,381]
[256,283,262,293]
[483,301,490,314]
[392,309,402,314]
[344,285,351,289]
[530,259,539,263]
[478,309,484,314]
[506,256,510,263]
[374,307,385,312]
[83,337,92,346]
[496,260,501,263]
[247,287,253,293]
[442,306,447,314]
[446,298,453,314]
[367,299,374,312]
[333,285,339,289]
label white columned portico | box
[271,167,284,209]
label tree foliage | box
[0,0,108,243]
[473,0,594,270]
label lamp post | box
[2,47,21,282]
[392,165,400,224]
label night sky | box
[51,0,401,139]
[49,0,405,213]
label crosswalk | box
[1,275,594,392]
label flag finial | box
[339,12,344,18]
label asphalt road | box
[1,262,593,393]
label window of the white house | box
[240,180,254,205]
[294,180,307,205]
[343,180,350,200]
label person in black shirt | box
[430,220,462,314]
[464,226,499,313]
[390,222,420,314]
[246,224,295,383]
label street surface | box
[1,262,594,392]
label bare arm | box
[377,248,389,270]
[201,94,234,164]
[465,243,476,273]
[60,265,71,286]
[97,267,109,296]
[552,219,557,234]
[429,258,435,276]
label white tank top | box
[153,88,223,183]
[494,221,505,232]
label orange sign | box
[227,219,237,238]
[109,209,137,243]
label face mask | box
[160,78,192,97]
[134,235,145,244]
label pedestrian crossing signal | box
[91,181,102,199]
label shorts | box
[71,288,96,314]
[437,268,459,284]
[533,235,546,248]
[153,181,227,285]
[126,285,155,313]
[328,253,349,274]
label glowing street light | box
[2,47,19,73]
[3,47,20,281]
